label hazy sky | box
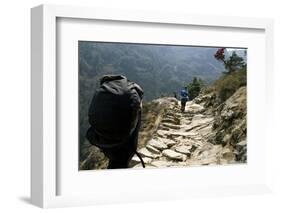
[226,48,247,52]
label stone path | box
[131,100,236,169]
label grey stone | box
[236,140,247,146]
[148,139,168,150]
[133,164,156,169]
[131,156,152,164]
[175,145,192,156]
[146,144,161,154]
[221,109,234,120]
[222,134,231,143]
[160,138,177,147]
[222,150,235,161]
[162,122,180,130]
[162,149,184,160]
[138,148,158,159]
[150,160,172,167]
[186,103,204,113]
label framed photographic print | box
[31,4,274,208]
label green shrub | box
[187,77,205,100]
[213,69,246,102]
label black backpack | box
[86,75,143,148]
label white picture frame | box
[31,4,274,208]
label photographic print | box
[79,41,247,170]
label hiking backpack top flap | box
[87,75,143,147]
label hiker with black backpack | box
[86,75,145,169]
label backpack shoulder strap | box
[127,81,144,99]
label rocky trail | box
[80,87,247,170]
[131,99,238,169]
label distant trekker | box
[180,87,189,112]
[86,75,145,169]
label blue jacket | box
[180,89,189,100]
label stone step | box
[132,164,156,169]
[138,147,159,159]
[159,138,177,147]
[164,131,199,138]
[146,144,161,154]
[158,126,170,131]
[131,156,153,164]
[147,139,168,150]
[190,117,214,128]
[161,118,180,125]
[162,149,186,161]
[165,112,181,118]
[175,145,192,156]
[185,103,205,113]
[150,160,172,168]
[161,122,180,130]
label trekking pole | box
[135,151,146,168]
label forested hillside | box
[79,42,226,102]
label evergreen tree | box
[214,48,245,73]
[187,77,203,100]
